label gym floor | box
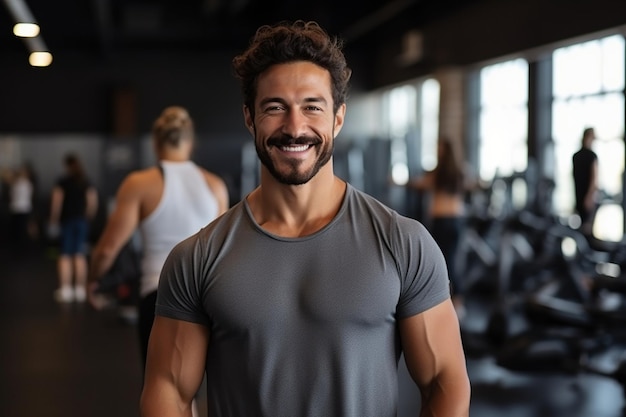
[2,241,625,417]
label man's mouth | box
[280,144,312,152]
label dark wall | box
[1,48,248,136]
[1,0,624,134]
[363,0,626,87]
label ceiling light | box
[29,51,52,67]
[3,0,53,66]
[24,36,52,67]
[13,22,39,37]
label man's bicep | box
[399,299,465,388]
[145,316,209,399]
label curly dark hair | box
[232,20,352,118]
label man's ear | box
[243,105,254,135]
[333,103,346,138]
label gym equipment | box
[495,222,626,395]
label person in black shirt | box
[572,127,598,235]
[49,153,98,303]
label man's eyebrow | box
[258,96,328,106]
[259,97,286,107]
[303,96,328,105]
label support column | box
[435,66,466,157]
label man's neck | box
[247,173,346,238]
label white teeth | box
[281,145,309,152]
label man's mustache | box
[267,135,321,147]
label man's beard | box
[255,133,334,185]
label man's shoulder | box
[348,185,397,213]
[347,185,420,228]
[347,184,385,206]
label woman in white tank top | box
[87,105,229,366]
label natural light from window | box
[479,59,529,182]
[386,79,440,185]
[552,34,625,241]
[420,79,441,171]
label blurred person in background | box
[87,105,229,369]
[88,106,229,417]
[49,153,99,303]
[407,136,471,319]
[9,164,34,253]
[572,126,599,235]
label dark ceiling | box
[1,0,480,58]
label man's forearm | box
[140,389,194,417]
[419,378,471,417]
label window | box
[478,59,529,182]
[420,79,441,171]
[387,85,416,186]
[552,34,625,241]
[386,79,440,185]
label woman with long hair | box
[408,136,469,318]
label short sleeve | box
[394,216,450,318]
[155,234,211,326]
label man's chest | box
[202,239,401,335]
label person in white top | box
[88,105,229,370]
[9,165,34,251]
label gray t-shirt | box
[156,183,450,417]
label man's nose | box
[280,110,308,138]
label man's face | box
[245,61,345,185]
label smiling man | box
[140,20,471,417]
[252,62,335,186]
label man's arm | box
[399,299,471,417]
[140,316,209,417]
